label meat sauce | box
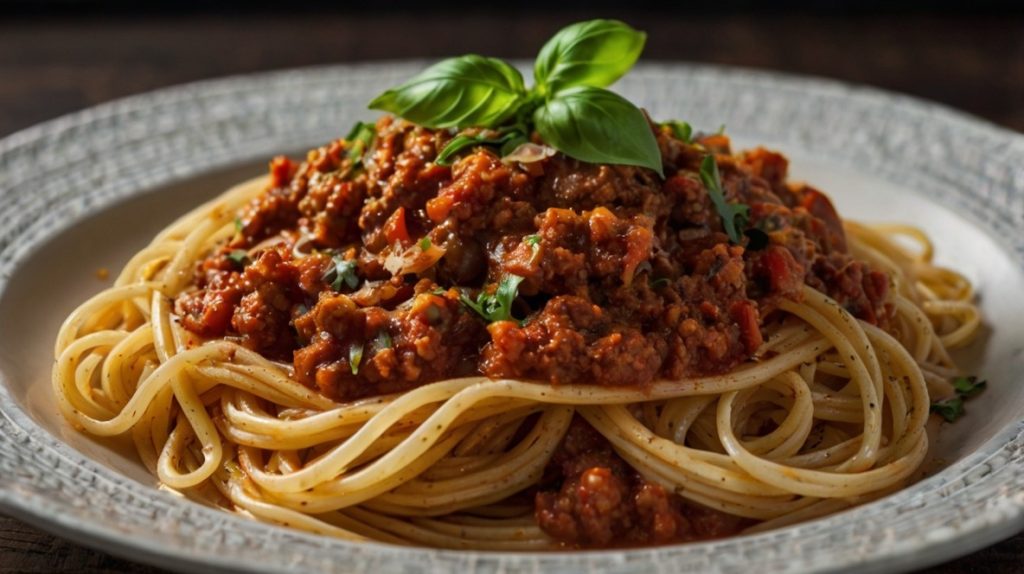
[174,116,892,547]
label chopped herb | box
[649,277,671,289]
[699,155,749,245]
[418,237,432,251]
[716,124,726,135]
[460,274,525,323]
[930,375,987,422]
[930,398,965,423]
[233,217,243,233]
[952,375,987,398]
[349,343,364,375]
[663,120,693,143]
[523,234,541,253]
[345,122,376,167]
[431,287,447,296]
[227,249,250,268]
[323,255,360,291]
[374,330,393,350]
[744,228,770,251]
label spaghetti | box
[53,127,981,549]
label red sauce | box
[176,118,890,400]
[535,417,747,547]
[173,118,892,546]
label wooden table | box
[1,9,1022,573]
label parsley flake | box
[524,234,541,252]
[460,275,525,323]
[227,249,250,268]
[699,155,749,245]
[345,122,376,167]
[374,330,393,350]
[663,120,693,143]
[349,342,364,375]
[323,255,360,292]
[930,375,987,423]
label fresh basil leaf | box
[534,19,646,94]
[227,249,250,268]
[952,376,986,399]
[368,55,527,129]
[534,86,663,175]
[349,342,364,375]
[323,255,360,291]
[699,155,749,244]
[663,120,693,143]
[436,132,516,166]
[460,274,524,323]
[345,121,376,165]
[930,397,964,423]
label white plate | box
[1,62,1023,573]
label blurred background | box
[1,1,1022,138]
[1,2,1022,572]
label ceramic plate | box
[1,62,1023,573]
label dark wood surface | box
[1,10,1022,573]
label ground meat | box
[175,116,892,400]
[482,296,665,386]
[535,418,744,547]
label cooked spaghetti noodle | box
[54,123,981,549]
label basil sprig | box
[369,20,663,175]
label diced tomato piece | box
[383,206,410,245]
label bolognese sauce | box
[174,116,892,547]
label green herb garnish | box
[418,237,432,251]
[952,375,987,398]
[649,277,671,289]
[233,217,243,234]
[663,120,693,143]
[930,376,987,423]
[345,121,376,166]
[460,275,525,323]
[349,342,364,375]
[699,155,749,245]
[524,234,541,252]
[323,255,360,291]
[369,20,662,176]
[227,249,250,268]
[374,330,393,350]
